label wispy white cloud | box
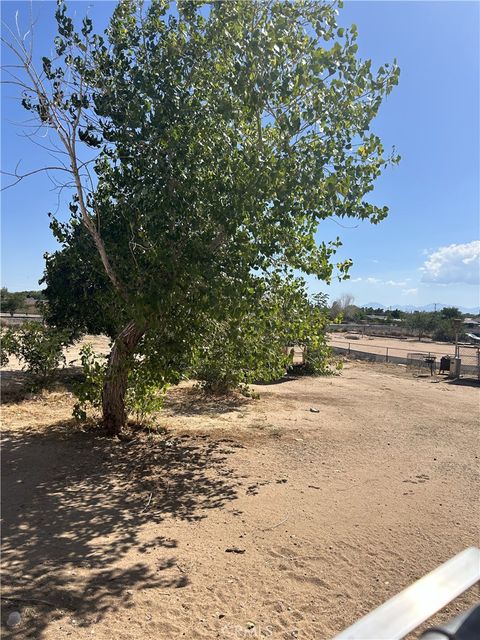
[349,277,409,287]
[402,288,418,295]
[421,241,480,285]
[385,279,408,287]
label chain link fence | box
[456,345,480,380]
[330,339,480,379]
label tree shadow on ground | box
[0,370,37,403]
[253,374,299,386]
[1,421,239,638]
[0,367,83,404]
[444,377,480,388]
[164,385,252,417]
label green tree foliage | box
[8,0,400,433]
[0,328,17,366]
[388,308,404,320]
[73,343,169,423]
[0,322,71,382]
[406,312,437,341]
[431,307,463,342]
[431,322,456,343]
[1,288,26,316]
[193,278,331,392]
[20,290,46,301]
[441,306,461,320]
[72,344,106,420]
[405,309,464,342]
[42,222,122,338]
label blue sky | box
[1,1,479,309]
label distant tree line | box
[0,288,46,317]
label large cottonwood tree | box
[2,0,399,434]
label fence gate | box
[456,345,480,380]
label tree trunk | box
[102,320,144,436]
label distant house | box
[463,317,480,327]
[365,314,402,323]
[463,317,480,342]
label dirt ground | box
[1,361,479,639]
[0,335,112,374]
[327,333,460,360]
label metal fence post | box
[386,347,389,363]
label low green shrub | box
[72,343,106,420]
[1,322,71,382]
[294,345,336,376]
[73,343,167,423]
[192,280,334,393]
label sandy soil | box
[327,333,460,360]
[1,361,479,639]
[1,335,112,373]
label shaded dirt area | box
[1,361,479,639]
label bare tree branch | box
[1,165,73,191]
[2,9,127,298]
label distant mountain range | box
[362,302,480,314]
